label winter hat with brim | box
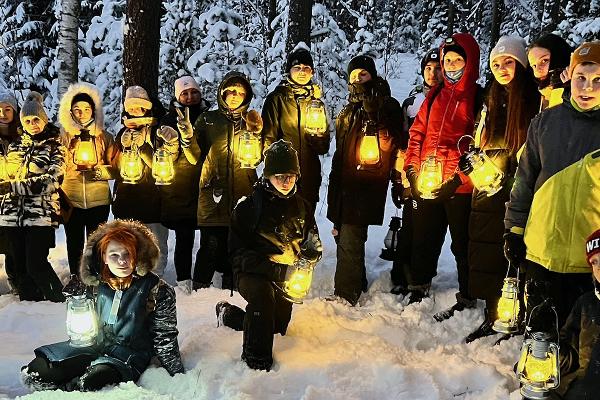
[421,48,441,76]
[286,48,314,72]
[20,91,48,124]
[263,139,300,177]
[490,35,528,68]
[0,92,18,112]
[587,229,600,267]
[569,41,600,77]
[174,76,201,100]
[348,55,378,79]
[530,33,572,71]
[124,86,152,111]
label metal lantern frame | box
[73,129,98,171]
[380,215,402,261]
[417,155,443,199]
[120,146,144,184]
[66,294,98,348]
[238,130,261,169]
[152,148,175,185]
[493,262,521,334]
[358,120,381,169]
[466,149,504,197]
[304,99,328,137]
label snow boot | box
[216,301,245,330]
[390,284,409,296]
[62,274,86,297]
[193,281,211,291]
[241,353,272,372]
[176,280,192,295]
[20,366,61,392]
[433,293,476,322]
[407,283,431,304]
[465,310,497,343]
[324,294,355,307]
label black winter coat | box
[262,81,330,208]
[195,72,260,227]
[229,179,320,282]
[327,77,402,226]
[159,98,210,227]
[559,290,600,398]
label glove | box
[158,126,179,143]
[175,107,194,145]
[431,173,461,201]
[271,263,288,282]
[300,232,323,264]
[245,110,263,133]
[406,166,421,200]
[503,231,526,265]
[391,180,404,209]
[458,153,474,175]
[120,131,133,148]
[0,181,11,195]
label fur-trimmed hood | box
[80,219,160,286]
[58,82,105,136]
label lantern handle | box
[504,261,520,279]
[524,298,559,341]
[456,134,475,154]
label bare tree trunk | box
[123,0,162,99]
[491,0,503,48]
[446,0,455,37]
[57,0,80,97]
[286,0,313,52]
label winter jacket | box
[195,72,260,227]
[559,290,600,398]
[59,82,118,209]
[111,119,162,223]
[35,220,184,379]
[505,101,600,274]
[0,124,65,227]
[401,86,426,137]
[326,76,403,226]
[262,80,330,207]
[230,178,320,281]
[159,98,210,226]
[404,33,482,194]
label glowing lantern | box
[152,149,174,185]
[305,99,327,136]
[120,148,143,184]
[465,150,504,196]
[282,259,314,304]
[380,216,402,261]
[493,277,520,333]
[73,129,98,171]
[417,156,442,199]
[358,121,380,167]
[0,155,7,181]
[238,131,261,169]
[516,331,560,399]
[66,294,98,347]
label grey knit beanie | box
[0,92,18,112]
[490,36,528,68]
[20,91,48,123]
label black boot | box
[390,284,409,296]
[62,274,86,297]
[407,283,430,304]
[465,309,497,343]
[216,301,245,330]
[433,293,476,322]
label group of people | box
[0,29,598,398]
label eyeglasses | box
[273,174,297,183]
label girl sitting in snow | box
[21,219,184,392]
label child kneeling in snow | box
[558,229,600,399]
[21,219,184,392]
[218,139,322,371]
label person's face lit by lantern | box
[571,62,600,110]
[126,106,147,117]
[21,116,46,135]
[269,173,297,195]
[528,46,551,80]
[71,101,94,125]
[0,103,15,125]
[290,64,313,85]
[223,84,247,110]
[423,61,442,87]
[349,69,372,84]
[444,51,466,73]
[491,56,517,85]
[178,88,201,106]
[104,240,134,278]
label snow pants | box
[333,224,369,305]
[194,226,232,288]
[390,198,413,288]
[145,222,169,277]
[64,205,110,275]
[163,221,196,282]
[1,226,64,302]
[409,194,472,299]
[225,273,292,370]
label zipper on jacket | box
[295,97,303,170]
[82,173,87,209]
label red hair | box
[97,227,138,290]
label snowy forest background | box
[1,0,600,132]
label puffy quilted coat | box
[0,123,65,227]
[404,33,481,193]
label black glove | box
[406,166,421,200]
[271,263,288,282]
[431,173,461,201]
[391,180,404,209]
[458,153,474,175]
[503,232,526,265]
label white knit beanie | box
[174,76,201,100]
[124,86,152,112]
[490,36,528,68]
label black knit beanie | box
[347,55,378,79]
[530,33,572,71]
[443,43,467,61]
[263,139,300,177]
[286,48,314,72]
[421,48,441,76]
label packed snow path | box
[0,56,523,399]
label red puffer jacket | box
[404,32,481,194]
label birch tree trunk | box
[57,0,80,97]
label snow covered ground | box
[0,54,523,399]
